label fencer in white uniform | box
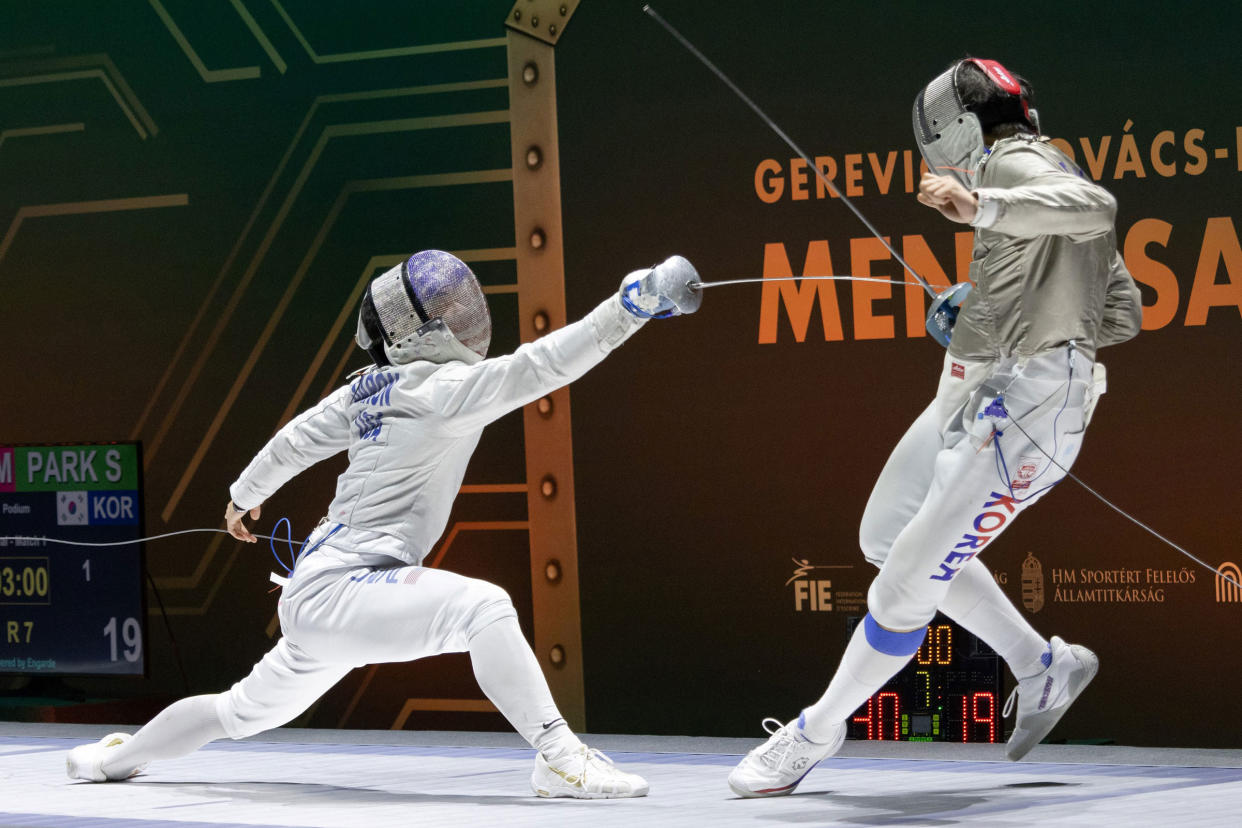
[67,250,702,799]
[730,58,1142,797]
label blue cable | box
[269,517,306,576]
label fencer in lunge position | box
[66,249,702,798]
[729,58,1143,797]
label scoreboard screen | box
[846,614,1002,742]
[0,443,146,676]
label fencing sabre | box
[690,275,918,290]
[642,5,1241,592]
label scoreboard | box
[847,614,1003,743]
[0,443,146,676]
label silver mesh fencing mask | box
[355,250,491,366]
[913,59,1032,189]
[913,63,986,189]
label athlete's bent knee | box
[867,577,936,633]
[858,523,889,570]
[460,578,517,640]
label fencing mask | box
[913,58,1035,189]
[355,250,491,366]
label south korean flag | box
[57,491,88,525]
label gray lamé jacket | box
[950,135,1142,363]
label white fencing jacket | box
[230,296,644,565]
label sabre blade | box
[689,275,921,290]
[642,5,935,297]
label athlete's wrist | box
[970,189,999,228]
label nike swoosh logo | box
[541,718,565,730]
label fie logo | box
[788,558,833,612]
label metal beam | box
[506,7,585,729]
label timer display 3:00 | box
[0,558,50,603]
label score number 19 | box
[103,617,141,663]
[84,559,142,663]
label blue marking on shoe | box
[1039,675,1055,710]
[1041,644,1053,669]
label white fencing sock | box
[799,614,926,743]
[939,558,1050,679]
[468,616,582,759]
[100,694,227,778]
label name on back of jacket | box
[351,372,397,406]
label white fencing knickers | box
[215,525,515,739]
[859,346,1096,632]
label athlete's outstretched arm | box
[225,384,353,541]
[429,256,700,436]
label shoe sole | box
[727,725,845,798]
[727,767,813,798]
[1006,645,1099,761]
[532,781,649,799]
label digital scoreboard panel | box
[847,615,1002,743]
[0,443,146,676]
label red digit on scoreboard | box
[973,692,996,743]
[852,691,902,740]
[961,691,998,743]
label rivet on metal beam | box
[549,645,566,667]
[531,15,539,28]
[540,475,557,499]
[545,559,562,584]
[525,146,543,170]
[529,228,546,250]
[523,62,538,85]
[533,311,550,333]
[549,23,557,36]
[536,395,553,417]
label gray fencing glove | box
[619,255,703,318]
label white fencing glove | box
[619,255,703,318]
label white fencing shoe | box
[1004,636,1099,761]
[531,745,649,799]
[65,732,145,782]
[728,716,844,798]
